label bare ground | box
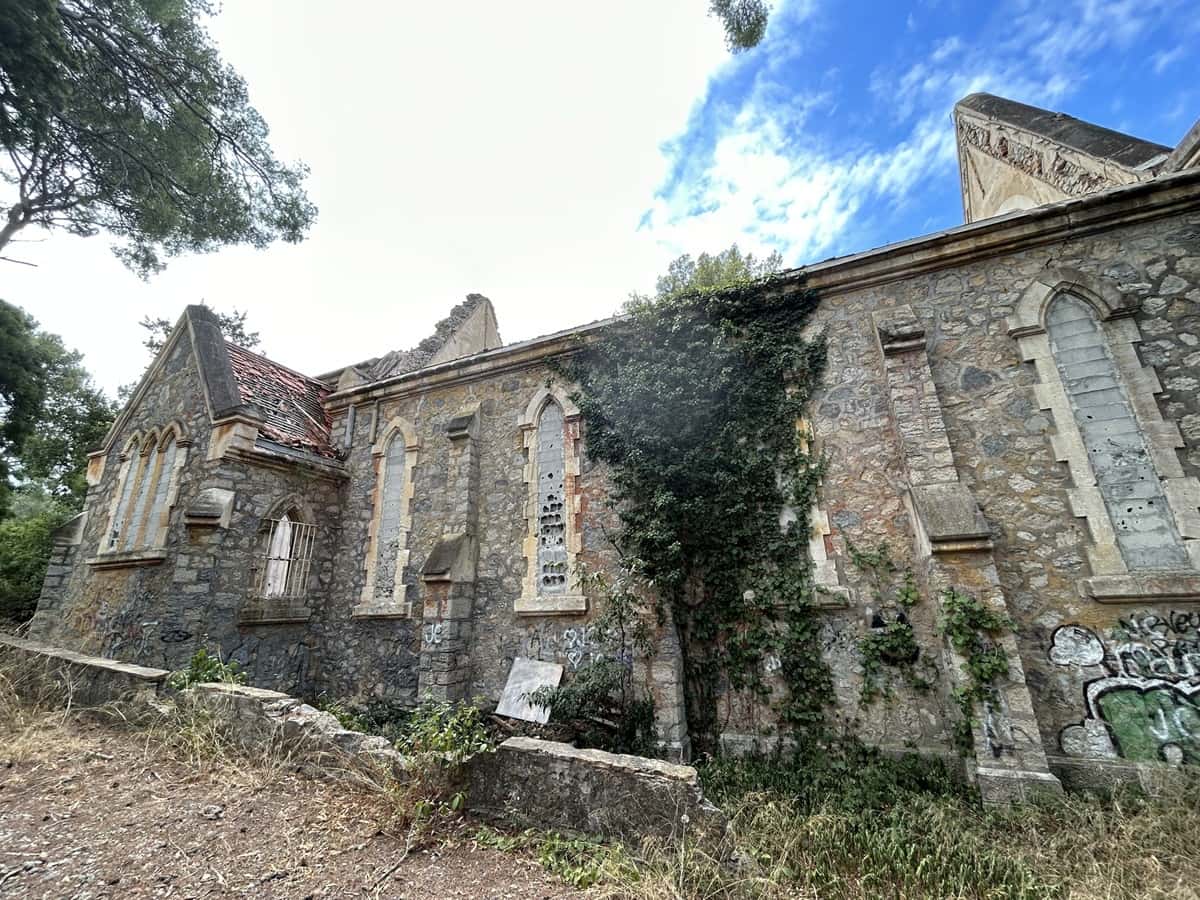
[0,717,585,900]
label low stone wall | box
[187,682,406,776]
[469,736,727,844]
[2,635,728,844]
[0,632,167,706]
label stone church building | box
[30,94,1200,799]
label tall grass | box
[600,747,1200,900]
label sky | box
[3,0,1198,397]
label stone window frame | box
[516,385,586,615]
[92,422,189,567]
[242,495,318,624]
[1008,267,1200,603]
[352,416,421,619]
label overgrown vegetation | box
[585,751,1200,899]
[848,542,937,703]
[529,564,658,755]
[938,588,1015,752]
[558,250,829,752]
[473,825,622,890]
[166,647,246,690]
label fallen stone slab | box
[469,736,726,845]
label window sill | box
[515,594,588,616]
[86,549,167,570]
[350,603,413,620]
[1082,573,1200,604]
[239,602,311,625]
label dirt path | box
[0,719,585,899]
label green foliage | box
[938,588,1015,752]
[528,565,658,756]
[139,306,260,357]
[847,542,936,703]
[700,742,969,813]
[166,647,245,690]
[561,250,829,751]
[0,501,68,621]
[316,695,410,745]
[0,300,48,516]
[0,300,114,514]
[708,0,771,52]
[637,244,783,303]
[0,0,316,274]
[396,699,492,765]
[473,826,621,890]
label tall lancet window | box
[102,425,187,556]
[536,400,568,593]
[1008,267,1200,603]
[517,387,586,614]
[353,417,420,618]
[1045,294,1189,571]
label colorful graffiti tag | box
[1050,611,1200,765]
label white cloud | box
[2,1,733,395]
[645,0,1186,271]
[1153,45,1185,74]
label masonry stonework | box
[27,94,1200,795]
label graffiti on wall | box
[520,622,602,671]
[1051,611,1199,765]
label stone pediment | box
[954,93,1171,223]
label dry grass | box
[595,759,1200,900]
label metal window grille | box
[254,517,316,601]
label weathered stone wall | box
[806,209,1200,774]
[30,172,1200,786]
[316,367,622,705]
[29,336,343,697]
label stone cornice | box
[326,168,1200,410]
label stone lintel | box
[421,534,476,584]
[50,512,87,547]
[909,483,992,554]
[874,307,927,355]
[1081,572,1200,604]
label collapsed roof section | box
[321,293,502,391]
[226,342,336,459]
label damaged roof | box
[225,342,337,458]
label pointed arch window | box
[353,417,420,618]
[1009,269,1200,602]
[517,387,586,614]
[101,426,187,557]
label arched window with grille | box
[253,507,317,602]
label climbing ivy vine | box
[938,589,1014,752]
[848,542,936,703]
[556,274,830,751]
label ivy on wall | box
[556,276,830,751]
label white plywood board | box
[495,656,563,724]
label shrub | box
[0,506,67,622]
[166,648,245,690]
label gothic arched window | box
[104,425,186,554]
[517,387,585,614]
[353,417,420,618]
